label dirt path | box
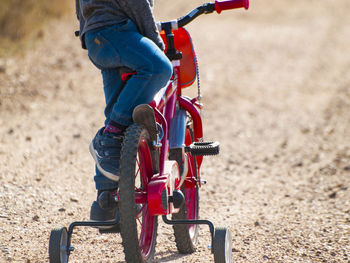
[1,0,350,262]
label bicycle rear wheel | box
[170,126,199,254]
[119,124,158,263]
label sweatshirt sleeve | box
[75,0,87,49]
[119,0,165,50]
[75,0,80,20]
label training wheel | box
[213,227,232,263]
[49,227,69,263]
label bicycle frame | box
[150,64,203,181]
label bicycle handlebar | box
[215,0,249,13]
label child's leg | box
[108,31,173,126]
[100,68,124,127]
[85,20,173,127]
[94,68,122,191]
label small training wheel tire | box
[213,227,232,263]
[49,227,69,263]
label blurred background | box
[0,0,71,57]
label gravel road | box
[1,0,349,262]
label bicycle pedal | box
[185,141,220,156]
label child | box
[75,0,172,223]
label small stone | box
[73,133,81,139]
[300,127,310,134]
[292,161,303,167]
[280,139,288,148]
[75,62,82,69]
[254,221,260,227]
[2,247,10,254]
[32,215,40,221]
[328,192,337,199]
[70,198,78,203]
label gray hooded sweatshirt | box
[75,0,164,50]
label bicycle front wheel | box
[119,124,158,263]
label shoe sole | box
[98,223,121,233]
[90,219,117,230]
[89,142,120,182]
[132,104,157,143]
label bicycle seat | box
[119,67,137,82]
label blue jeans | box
[85,20,172,190]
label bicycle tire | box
[170,127,199,254]
[213,227,232,263]
[119,124,158,263]
[48,227,69,263]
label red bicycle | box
[49,1,249,262]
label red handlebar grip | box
[215,0,249,13]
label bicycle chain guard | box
[147,161,181,216]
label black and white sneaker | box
[90,190,120,232]
[89,127,124,182]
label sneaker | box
[90,190,120,232]
[89,127,123,182]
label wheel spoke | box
[135,158,140,177]
[136,204,145,218]
[137,216,146,236]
